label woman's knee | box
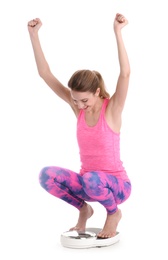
[39,166,50,189]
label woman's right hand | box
[27,18,42,35]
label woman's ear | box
[95,88,100,96]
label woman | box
[27,13,131,238]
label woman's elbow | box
[38,67,51,79]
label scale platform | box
[60,227,120,249]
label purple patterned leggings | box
[39,166,131,214]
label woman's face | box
[71,89,100,111]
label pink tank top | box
[77,98,129,180]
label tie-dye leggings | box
[39,166,131,214]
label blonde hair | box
[68,70,110,98]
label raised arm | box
[27,18,73,106]
[107,13,130,132]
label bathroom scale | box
[60,227,120,249]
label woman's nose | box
[77,102,85,109]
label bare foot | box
[97,209,122,238]
[69,202,94,231]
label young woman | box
[27,13,131,238]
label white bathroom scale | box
[60,227,120,249]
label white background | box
[0,0,168,259]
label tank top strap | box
[99,98,110,119]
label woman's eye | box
[82,100,87,103]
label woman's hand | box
[27,18,42,35]
[114,13,128,33]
